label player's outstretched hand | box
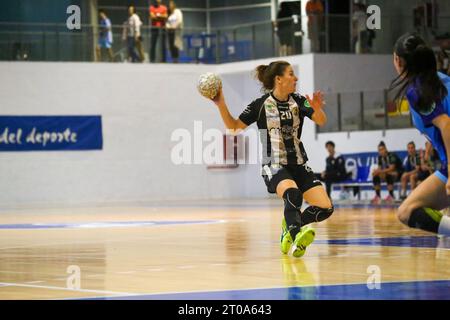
[305,91,325,110]
[446,179,450,195]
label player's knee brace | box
[302,206,334,226]
[373,176,381,185]
[283,188,303,211]
[282,188,303,236]
[407,207,442,233]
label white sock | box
[438,215,450,236]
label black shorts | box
[277,30,291,46]
[262,163,322,194]
[373,171,401,185]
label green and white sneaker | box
[280,219,316,258]
[280,218,293,255]
[291,225,316,258]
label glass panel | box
[253,22,275,59]
[341,92,362,131]
[1,15,449,64]
[386,89,412,129]
[209,0,269,8]
[362,90,387,131]
[319,92,339,133]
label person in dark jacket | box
[275,2,294,56]
[321,141,349,196]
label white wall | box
[0,62,240,207]
[0,54,425,208]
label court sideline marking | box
[0,281,139,297]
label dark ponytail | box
[390,33,447,113]
[255,65,270,86]
[255,60,290,92]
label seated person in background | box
[414,141,441,184]
[371,141,403,205]
[399,141,421,200]
[321,141,350,197]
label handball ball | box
[197,72,222,99]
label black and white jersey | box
[378,152,403,172]
[238,92,315,165]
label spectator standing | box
[134,11,145,62]
[96,10,114,62]
[149,0,168,63]
[306,0,324,53]
[166,0,183,63]
[275,2,293,57]
[352,3,369,54]
[123,5,142,63]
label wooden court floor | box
[0,199,449,300]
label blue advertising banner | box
[343,151,408,182]
[0,116,103,151]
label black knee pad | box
[283,188,303,210]
[303,205,334,224]
[282,188,304,236]
[373,176,381,185]
[407,207,441,233]
[386,174,394,185]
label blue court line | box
[81,280,450,300]
[0,220,223,230]
[314,236,450,249]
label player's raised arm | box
[211,88,248,133]
[198,73,247,133]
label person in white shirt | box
[166,1,183,63]
[352,3,369,54]
[123,5,142,62]
[134,12,145,62]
